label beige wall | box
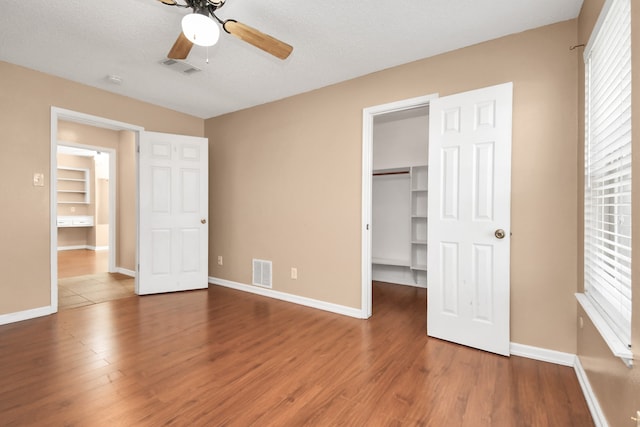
[116,131,137,271]
[576,0,640,425]
[206,20,580,352]
[0,61,203,315]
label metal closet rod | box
[373,171,410,176]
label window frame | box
[579,0,633,367]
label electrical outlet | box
[217,256,223,266]
[291,267,298,280]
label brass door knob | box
[495,229,505,239]
[201,219,207,224]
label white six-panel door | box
[137,131,208,295]
[427,83,513,356]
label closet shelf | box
[372,257,411,267]
[372,164,428,286]
[410,165,428,278]
[373,167,410,176]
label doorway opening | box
[361,94,437,318]
[55,144,131,309]
[50,107,143,312]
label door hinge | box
[366,224,370,230]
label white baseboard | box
[57,245,88,251]
[209,276,363,319]
[511,342,606,426]
[510,342,576,366]
[116,267,136,277]
[0,305,54,326]
[58,245,109,251]
[574,356,608,427]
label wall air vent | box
[159,58,201,75]
[252,259,272,289]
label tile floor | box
[58,272,136,310]
[58,249,136,310]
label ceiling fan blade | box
[157,0,177,5]
[223,20,293,60]
[168,32,194,59]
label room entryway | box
[51,107,209,313]
[55,137,129,310]
[51,107,144,312]
[362,83,513,356]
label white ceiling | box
[0,0,583,119]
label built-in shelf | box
[372,257,411,267]
[57,167,90,204]
[371,164,428,286]
[410,165,428,274]
[411,165,428,191]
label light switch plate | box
[33,172,44,187]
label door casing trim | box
[50,107,144,313]
[360,94,438,318]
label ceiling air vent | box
[159,58,201,75]
[252,259,272,289]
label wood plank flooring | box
[58,249,109,279]
[0,282,593,426]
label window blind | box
[584,0,632,348]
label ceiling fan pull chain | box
[206,46,210,64]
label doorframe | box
[360,94,438,319]
[50,107,144,312]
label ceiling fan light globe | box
[181,13,220,47]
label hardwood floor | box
[0,282,593,426]
[58,249,109,278]
[58,250,135,310]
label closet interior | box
[372,106,429,287]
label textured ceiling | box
[0,0,583,119]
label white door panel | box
[427,82,512,356]
[138,132,208,295]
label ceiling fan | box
[157,0,293,60]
